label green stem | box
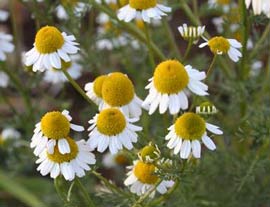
[180,0,200,26]
[206,55,217,77]
[239,0,249,79]
[131,179,162,207]
[183,39,193,62]
[162,18,182,59]
[250,23,270,59]
[145,24,155,68]
[61,69,94,105]
[0,91,19,115]
[146,179,179,207]
[76,178,96,207]
[89,0,166,61]
[91,170,130,197]
[67,181,75,202]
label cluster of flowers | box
[19,0,267,196]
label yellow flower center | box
[129,0,157,10]
[174,112,206,140]
[134,161,158,184]
[97,108,126,136]
[217,0,230,5]
[114,153,129,165]
[41,111,70,139]
[153,60,189,94]
[102,72,134,107]
[208,36,230,54]
[60,0,78,7]
[93,75,107,98]
[120,0,129,6]
[47,137,78,163]
[35,26,64,54]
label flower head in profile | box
[85,75,108,110]
[87,108,142,154]
[166,112,223,159]
[0,32,14,61]
[100,72,143,118]
[36,138,96,181]
[102,151,130,168]
[199,36,242,62]
[124,160,174,196]
[25,26,79,72]
[178,24,205,44]
[30,110,84,156]
[43,55,82,85]
[143,60,208,115]
[117,0,171,23]
[196,101,218,115]
[0,128,21,144]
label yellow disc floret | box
[93,75,107,98]
[153,60,189,94]
[102,72,134,107]
[217,0,230,5]
[97,108,126,136]
[41,111,70,139]
[114,153,129,165]
[174,112,206,140]
[35,26,64,54]
[134,161,158,184]
[208,36,230,54]
[139,145,159,161]
[129,0,157,10]
[47,137,78,163]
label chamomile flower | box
[56,0,88,20]
[143,60,208,115]
[25,26,79,72]
[166,112,223,159]
[36,138,96,181]
[178,24,205,44]
[30,110,84,156]
[0,128,21,144]
[124,160,174,196]
[138,143,160,163]
[199,36,242,62]
[0,32,14,61]
[100,72,143,118]
[102,151,130,168]
[117,0,171,23]
[43,55,82,85]
[245,0,270,17]
[87,108,142,154]
[85,75,107,110]
[196,102,218,115]
[0,71,9,88]
[0,10,9,21]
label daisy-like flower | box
[196,101,218,115]
[43,55,82,85]
[0,32,14,61]
[178,24,205,44]
[56,0,88,20]
[0,71,9,88]
[30,110,84,156]
[0,128,21,144]
[85,75,107,110]
[199,36,242,62]
[100,72,143,118]
[87,108,142,154]
[117,0,171,23]
[102,151,130,168]
[36,137,96,181]
[0,10,9,21]
[124,160,174,196]
[166,112,223,159]
[143,60,208,115]
[245,0,270,18]
[24,26,79,72]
